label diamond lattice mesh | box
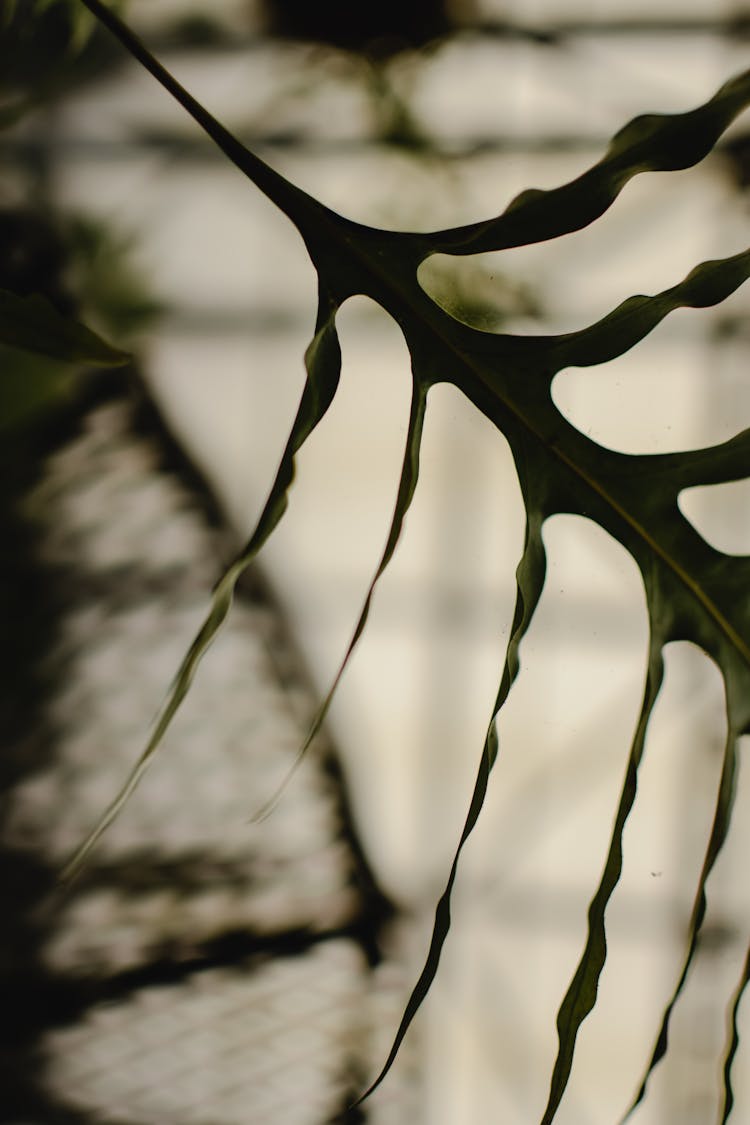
[1,382,400,1124]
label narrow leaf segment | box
[62,291,342,880]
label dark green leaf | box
[420,68,750,256]
[0,288,129,365]
[0,346,79,432]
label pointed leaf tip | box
[0,289,130,366]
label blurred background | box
[2,0,750,1121]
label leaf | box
[0,288,129,365]
[422,68,750,256]
[0,347,79,432]
[29,0,119,53]
[71,5,750,1116]
[0,291,129,431]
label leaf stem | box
[78,0,332,233]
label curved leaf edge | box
[719,934,750,1123]
[0,288,130,366]
[78,2,750,287]
[418,69,750,256]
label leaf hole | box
[417,254,542,332]
[563,642,727,1117]
[617,641,727,908]
[678,480,750,556]
[477,513,647,874]
[345,379,524,897]
[552,326,749,455]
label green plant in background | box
[0,0,128,124]
[0,224,130,433]
[20,0,750,1119]
[0,0,142,431]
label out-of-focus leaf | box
[30,0,125,51]
[0,288,129,365]
[0,0,128,124]
[66,216,164,338]
[0,345,79,432]
[2,0,18,27]
[260,0,452,56]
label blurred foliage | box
[259,0,454,57]
[0,2,165,434]
[65,216,163,339]
[0,207,136,435]
[418,254,541,331]
[0,0,125,126]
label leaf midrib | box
[343,231,750,673]
[81,0,750,681]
